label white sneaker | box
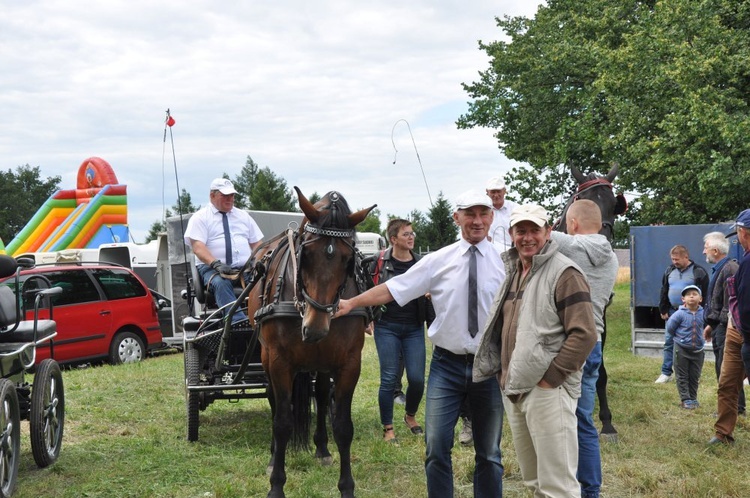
[655,374,673,384]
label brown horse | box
[246,187,375,498]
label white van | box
[355,232,386,256]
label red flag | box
[166,116,176,127]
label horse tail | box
[290,372,312,451]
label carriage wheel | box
[30,359,65,468]
[184,345,201,442]
[0,379,20,498]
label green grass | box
[14,282,750,497]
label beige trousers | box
[504,386,580,498]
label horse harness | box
[253,223,373,326]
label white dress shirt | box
[488,199,518,253]
[386,237,505,355]
[184,204,263,268]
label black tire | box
[109,331,145,365]
[0,379,20,498]
[30,359,65,468]
[184,345,201,442]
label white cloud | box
[0,0,542,242]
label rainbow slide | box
[6,157,130,257]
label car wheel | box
[30,359,65,468]
[109,331,145,365]
[0,379,20,498]
[185,344,201,442]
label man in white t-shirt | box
[184,178,264,322]
[486,176,518,253]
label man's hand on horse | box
[334,299,354,318]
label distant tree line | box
[145,155,459,250]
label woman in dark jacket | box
[370,219,433,443]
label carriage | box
[181,258,268,443]
[0,255,65,498]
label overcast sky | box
[0,1,543,243]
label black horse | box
[555,162,627,441]
[247,188,375,498]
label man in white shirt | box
[184,177,264,322]
[486,176,518,253]
[336,190,506,498]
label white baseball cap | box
[455,190,493,210]
[210,178,237,195]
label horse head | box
[559,162,627,241]
[294,186,376,343]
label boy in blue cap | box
[666,284,705,409]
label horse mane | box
[312,191,352,229]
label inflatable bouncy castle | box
[5,157,129,256]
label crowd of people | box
[188,175,750,497]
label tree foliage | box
[409,193,458,252]
[0,165,61,244]
[356,207,382,234]
[145,189,199,243]
[458,0,750,225]
[233,156,297,212]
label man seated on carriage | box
[184,178,263,324]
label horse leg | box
[313,372,333,466]
[597,313,618,442]
[267,371,294,498]
[331,368,359,498]
[266,382,276,476]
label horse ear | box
[615,193,628,215]
[348,204,377,228]
[606,162,619,183]
[569,161,586,184]
[295,186,320,223]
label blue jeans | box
[661,309,677,375]
[577,342,602,498]
[424,348,504,498]
[373,321,426,425]
[197,265,246,323]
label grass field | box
[13,281,750,497]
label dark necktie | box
[221,212,232,266]
[468,245,478,337]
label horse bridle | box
[292,223,357,316]
[555,177,617,235]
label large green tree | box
[412,193,457,252]
[0,165,61,244]
[233,156,296,212]
[458,0,750,225]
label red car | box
[0,262,164,365]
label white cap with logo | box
[210,178,237,195]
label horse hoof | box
[319,455,334,466]
[600,432,619,444]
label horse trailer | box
[629,223,741,361]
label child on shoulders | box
[666,285,706,409]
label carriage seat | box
[191,262,244,310]
[0,286,56,344]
